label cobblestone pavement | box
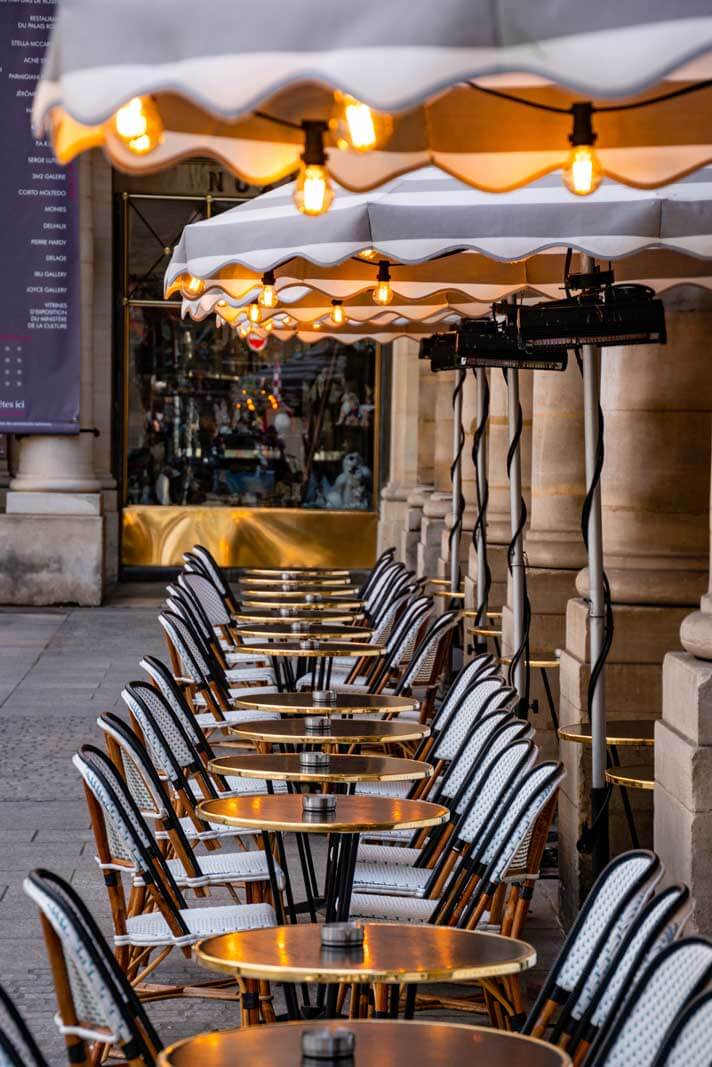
[0,588,563,1061]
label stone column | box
[655,446,712,932]
[559,311,712,923]
[417,369,456,577]
[0,153,111,606]
[504,362,587,757]
[378,338,423,558]
[399,358,436,570]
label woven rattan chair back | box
[0,984,48,1067]
[651,988,712,1067]
[432,679,517,761]
[178,571,232,629]
[395,610,461,694]
[524,849,663,1038]
[567,884,691,1056]
[358,547,395,599]
[138,657,208,755]
[586,938,712,1067]
[24,869,162,1066]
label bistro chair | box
[523,850,663,1039]
[25,869,165,1066]
[166,583,271,678]
[583,938,712,1067]
[157,611,277,732]
[177,572,272,659]
[185,545,240,614]
[566,884,691,1063]
[357,546,396,600]
[651,987,712,1067]
[73,745,277,997]
[0,983,48,1067]
[349,739,538,920]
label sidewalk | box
[0,591,563,1059]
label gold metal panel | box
[121,506,377,568]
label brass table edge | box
[195,803,449,834]
[207,758,433,783]
[558,725,655,747]
[227,725,429,744]
[604,768,655,791]
[232,697,418,713]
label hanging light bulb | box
[264,319,274,333]
[293,121,334,216]
[111,96,163,156]
[248,302,261,324]
[330,91,392,152]
[373,261,393,306]
[330,300,345,326]
[184,275,205,297]
[562,102,602,197]
[259,269,277,308]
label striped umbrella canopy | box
[34,1,712,192]
[166,169,712,323]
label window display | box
[126,306,377,510]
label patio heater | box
[519,262,667,872]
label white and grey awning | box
[34,1,712,190]
[166,168,712,312]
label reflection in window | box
[126,307,377,510]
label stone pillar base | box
[417,492,450,578]
[558,596,689,924]
[655,651,712,933]
[0,491,106,606]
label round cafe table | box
[235,639,381,691]
[159,1019,572,1067]
[233,622,372,642]
[241,567,351,579]
[232,691,418,717]
[240,575,357,589]
[241,596,364,613]
[195,923,535,1021]
[241,587,363,602]
[233,607,359,624]
[228,717,428,747]
[198,794,447,926]
[209,752,432,788]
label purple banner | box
[0,0,80,434]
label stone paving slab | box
[0,593,564,1062]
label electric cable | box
[447,368,467,602]
[472,367,492,634]
[502,367,532,715]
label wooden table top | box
[232,692,417,715]
[195,922,535,984]
[559,720,656,747]
[241,568,351,578]
[605,764,655,791]
[159,1019,572,1067]
[233,623,372,641]
[233,608,358,623]
[208,752,433,785]
[229,717,428,745]
[234,640,382,659]
[241,598,363,612]
[197,793,449,834]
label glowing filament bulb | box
[373,261,393,306]
[264,319,274,333]
[112,96,163,156]
[331,300,345,326]
[259,270,277,307]
[248,302,261,324]
[331,92,392,152]
[563,144,602,196]
[294,163,333,216]
[184,275,205,297]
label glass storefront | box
[126,307,377,511]
[116,169,384,568]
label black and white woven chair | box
[123,680,286,798]
[357,546,396,601]
[177,571,269,664]
[349,738,538,922]
[566,883,691,1062]
[0,984,48,1067]
[95,715,283,905]
[73,745,278,991]
[185,545,240,615]
[162,600,275,689]
[523,849,663,1039]
[158,611,277,733]
[25,869,166,1066]
[584,938,712,1067]
[651,987,712,1067]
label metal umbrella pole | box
[506,367,530,718]
[449,367,466,597]
[581,258,610,874]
